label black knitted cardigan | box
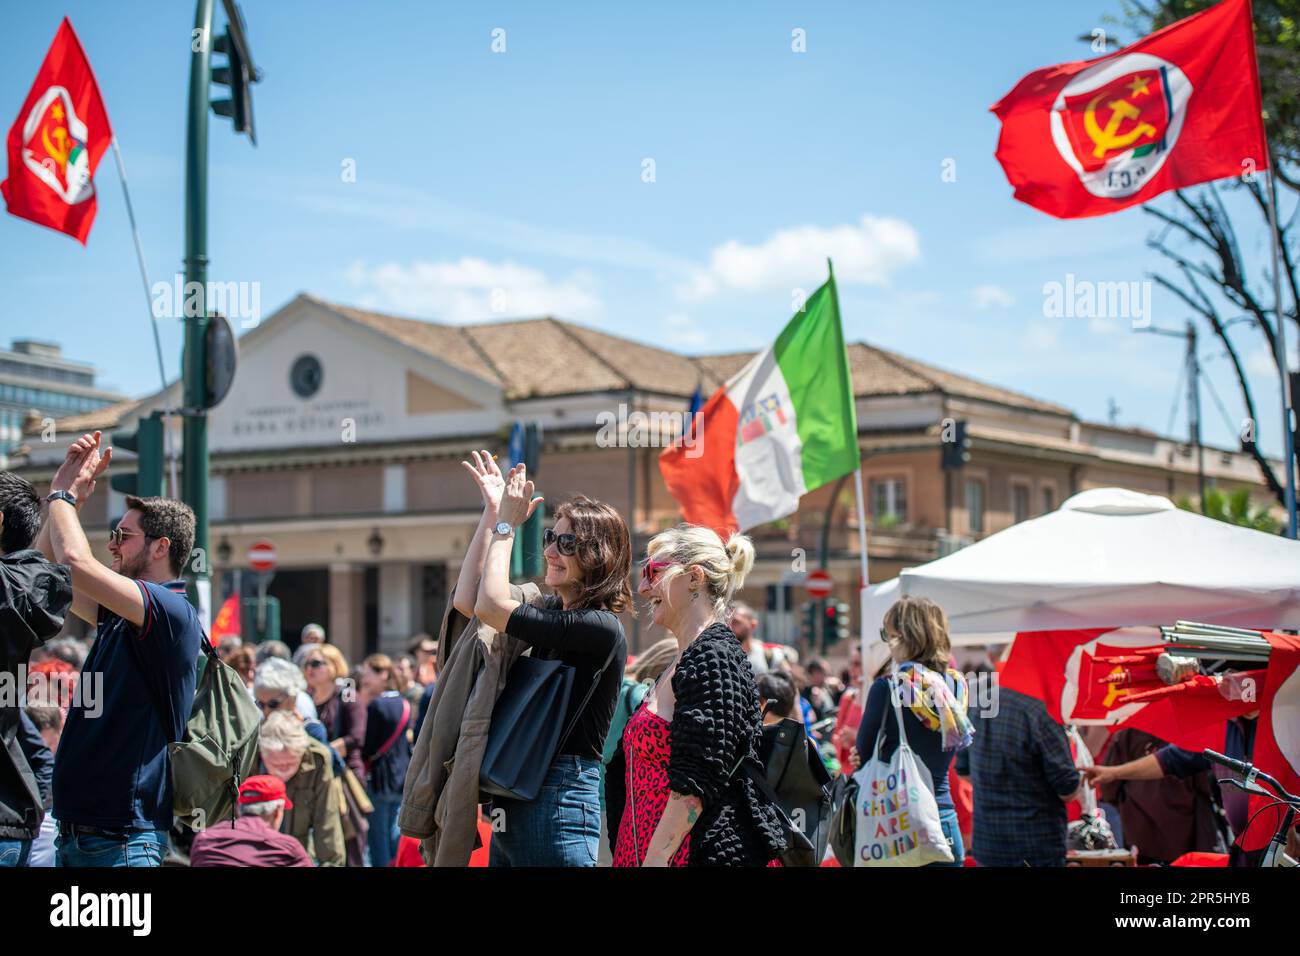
[607,622,787,866]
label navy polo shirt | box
[53,580,201,831]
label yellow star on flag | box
[1127,75,1151,97]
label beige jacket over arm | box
[398,582,538,866]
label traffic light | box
[212,8,259,144]
[832,600,850,643]
[941,419,972,471]
[800,601,817,647]
[110,411,165,498]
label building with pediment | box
[15,293,1279,664]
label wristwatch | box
[46,490,78,509]
[493,520,515,538]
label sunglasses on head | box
[109,526,155,547]
[543,528,578,556]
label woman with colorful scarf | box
[853,596,975,866]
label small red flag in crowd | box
[1,18,112,243]
[991,0,1267,218]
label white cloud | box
[972,284,1014,309]
[343,257,601,322]
[678,214,920,300]
[663,312,709,349]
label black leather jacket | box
[0,549,72,840]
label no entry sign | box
[805,569,833,599]
[247,539,277,572]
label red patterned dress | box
[612,704,691,867]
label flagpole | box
[110,136,178,499]
[825,257,873,648]
[1264,167,1298,538]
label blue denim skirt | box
[488,755,601,867]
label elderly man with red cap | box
[189,776,313,867]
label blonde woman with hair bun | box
[605,524,786,867]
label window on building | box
[965,478,985,534]
[869,477,908,525]
[1042,485,1056,514]
[1012,483,1030,524]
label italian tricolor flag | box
[660,272,859,533]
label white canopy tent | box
[863,487,1300,643]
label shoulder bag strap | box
[365,697,411,771]
[554,633,621,753]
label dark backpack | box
[753,716,834,865]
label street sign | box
[247,538,277,572]
[806,569,833,599]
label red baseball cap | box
[238,774,293,809]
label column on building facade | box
[378,562,416,659]
[329,562,366,666]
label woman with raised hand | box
[611,524,786,867]
[463,452,630,867]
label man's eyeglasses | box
[109,526,154,547]
[640,558,673,589]
[256,695,290,713]
[543,528,578,556]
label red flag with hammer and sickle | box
[1,18,112,243]
[991,0,1267,218]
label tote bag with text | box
[852,675,953,867]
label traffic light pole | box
[182,0,214,612]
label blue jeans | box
[367,793,402,867]
[0,838,31,867]
[926,806,966,867]
[489,755,600,867]
[54,828,167,868]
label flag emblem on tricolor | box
[1052,54,1191,199]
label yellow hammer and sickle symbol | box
[1100,665,1127,709]
[42,125,70,170]
[1083,93,1157,159]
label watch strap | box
[47,490,78,508]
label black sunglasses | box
[109,526,156,548]
[543,528,578,556]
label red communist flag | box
[999,628,1256,752]
[1,18,112,243]
[991,0,1267,218]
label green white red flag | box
[659,273,859,534]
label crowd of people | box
[0,431,1292,869]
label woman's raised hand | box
[461,449,508,514]
[498,463,544,528]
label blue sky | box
[0,0,1291,456]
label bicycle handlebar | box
[1203,749,1251,776]
[1203,749,1300,807]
